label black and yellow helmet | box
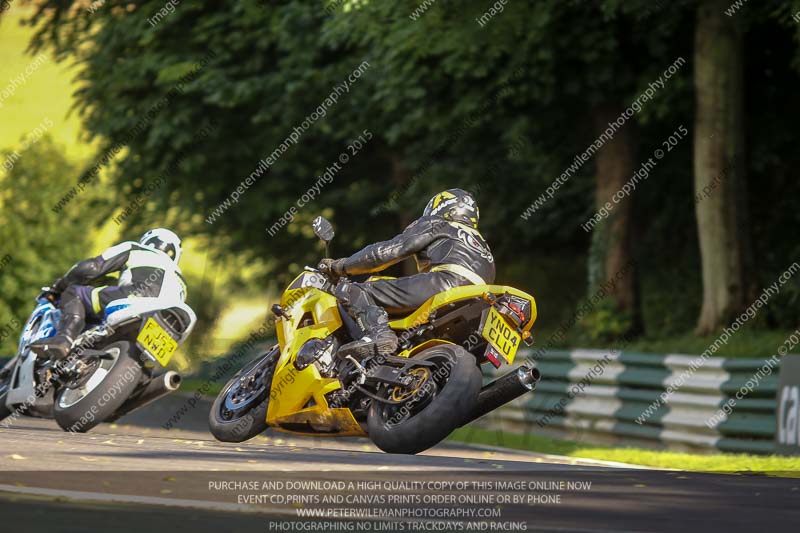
[423,188,479,229]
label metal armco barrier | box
[776,355,800,455]
[479,349,781,454]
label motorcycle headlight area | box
[295,337,336,371]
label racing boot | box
[338,306,398,360]
[28,313,83,360]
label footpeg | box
[345,355,367,385]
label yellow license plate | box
[481,307,521,364]
[136,317,178,366]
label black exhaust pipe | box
[461,366,541,426]
[112,371,182,419]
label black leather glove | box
[318,258,346,276]
[51,277,68,294]
[38,286,59,303]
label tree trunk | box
[588,105,643,336]
[693,0,754,335]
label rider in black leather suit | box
[320,188,494,359]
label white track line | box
[0,484,283,515]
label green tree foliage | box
[17,0,800,339]
[0,137,106,354]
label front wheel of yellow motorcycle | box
[366,344,481,455]
[208,345,279,443]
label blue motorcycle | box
[0,285,197,432]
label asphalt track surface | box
[0,396,798,533]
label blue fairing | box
[17,298,61,355]
[16,297,131,356]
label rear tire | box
[208,346,279,443]
[367,343,482,455]
[53,341,142,433]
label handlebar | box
[310,263,343,283]
[305,264,345,290]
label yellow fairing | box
[267,274,536,438]
[270,279,365,437]
[388,284,537,332]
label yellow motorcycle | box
[209,217,540,454]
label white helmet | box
[139,228,182,263]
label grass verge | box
[179,378,224,398]
[449,426,800,476]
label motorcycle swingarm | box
[381,355,436,368]
[364,356,435,387]
[74,348,115,360]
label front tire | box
[367,343,482,454]
[0,359,15,423]
[208,346,279,443]
[53,341,142,433]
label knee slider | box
[333,279,353,302]
[365,306,389,325]
[335,280,375,310]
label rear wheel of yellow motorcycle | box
[367,344,481,454]
[208,345,279,442]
